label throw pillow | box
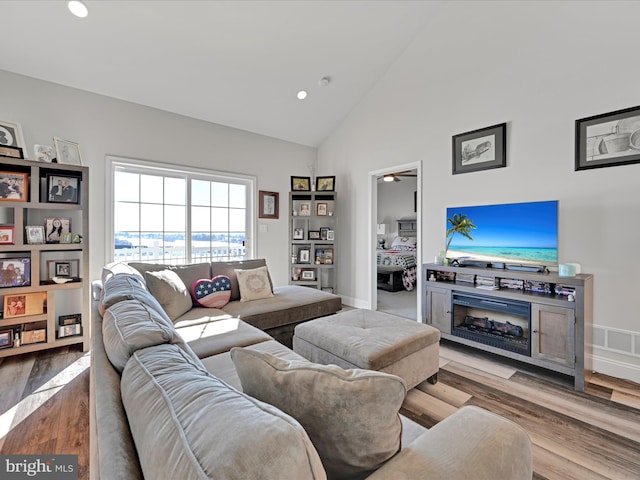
[235,266,274,302]
[144,269,192,322]
[191,275,232,308]
[230,348,406,480]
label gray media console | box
[422,263,593,391]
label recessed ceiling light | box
[297,90,308,100]
[68,1,89,18]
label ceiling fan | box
[381,171,417,182]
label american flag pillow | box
[191,275,232,308]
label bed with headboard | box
[376,218,417,291]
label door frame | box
[368,161,422,320]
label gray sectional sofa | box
[90,260,533,480]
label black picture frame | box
[452,123,507,175]
[575,105,640,171]
[308,230,320,240]
[46,173,80,204]
[315,176,335,192]
[58,313,82,326]
[258,190,279,219]
[0,328,14,349]
[0,145,24,159]
[291,176,311,191]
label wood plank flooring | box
[1,341,639,480]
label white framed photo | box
[44,217,71,243]
[0,120,27,154]
[53,137,82,165]
[25,225,45,244]
[34,144,55,162]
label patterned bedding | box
[377,249,417,291]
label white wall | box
[0,70,316,286]
[319,1,640,382]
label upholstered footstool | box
[293,309,440,389]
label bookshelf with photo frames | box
[289,191,336,293]
[0,157,89,358]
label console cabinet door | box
[426,286,451,334]
[531,304,575,367]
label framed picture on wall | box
[575,105,640,171]
[258,190,279,219]
[452,123,506,175]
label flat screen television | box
[446,200,558,266]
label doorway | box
[369,162,422,321]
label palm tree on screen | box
[445,214,476,256]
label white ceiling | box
[2,0,442,147]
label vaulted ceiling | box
[2,1,443,147]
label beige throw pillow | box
[230,347,406,480]
[235,266,274,302]
[144,269,192,321]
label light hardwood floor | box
[1,342,639,480]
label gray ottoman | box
[293,309,440,389]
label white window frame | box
[106,156,256,265]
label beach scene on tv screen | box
[446,201,558,266]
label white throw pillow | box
[235,266,274,302]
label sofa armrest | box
[366,406,532,480]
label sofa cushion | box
[128,262,211,306]
[144,269,192,321]
[210,259,273,302]
[230,348,406,480]
[102,299,201,372]
[191,275,232,308]
[121,344,327,480]
[235,266,274,302]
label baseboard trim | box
[341,296,369,310]
[591,354,640,384]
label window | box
[109,158,255,265]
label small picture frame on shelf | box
[0,171,28,202]
[299,203,311,216]
[308,230,320,240]
[0,226,15,245]
[315,176,335,192]
[0,145,24,159]
[21,328,46,345]
[316,203,328,216]
[0,328,15,349]
[25,225,45,244]
[34,144,54,162]
[327,230,335,241]
[58,313,81,327]
[53,137,83,165]
[60,232,72,244]
[291,176,311,191]
[301,270,315,280]
[320,227,329,240]
[44,217,71,244]
[293,227,304,240]
[0,257,31,287]
[57,323,82,339]
[46,174,80,204]
[46,259,79,281]
[3,291,46,319]
[0,120,26,152]
[298,248,310,263]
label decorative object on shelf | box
[46,173,80,204]
[258,190,279,219]
[51,277,73,284]
[326,230,334,241]
[0,226,15,245]
[0,171,28,202]
[25,225,45,244]
[60,232,72,244]
[293,228,304,240]
[320,227,329,240]
[299,202,311,216]
[58,322,82,338]
[452,122,506,175]
[316,202,328,216]
[575,105,640,171]
[299,248,310,263]
[0,120,26,153]
[53,137,82,165]
[72,233,82,243]
[315,176,335,192]
[315,247,334,265]
[301,270,315,280]
[34,144,54,162]
[308,230,320,240]
[291,176,311,191]
[3,291,47,318]
[44,217,71,244]
[0,257,31,287]
[21,328,46,345]
[0,328,14,349]
[0,145,24,159]
[46,259,79,281]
